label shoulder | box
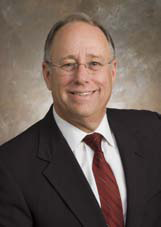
[0,105,54,166]
[0,119,42,162]
[107,108,161,131]
[107,108,161,121]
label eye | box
[88,61,103,70]
[91,61,100,65]
[61,63,76,71]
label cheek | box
[57,75,72,86]
[52,76,72,96]
[97,74,112,90]
[99,77,113,100]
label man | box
[0,13,161,227]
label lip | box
[69,90,97,96]
[67,89,99,103]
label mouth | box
[69,90,97,96]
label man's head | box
[43,13,117,132]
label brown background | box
[0,0,161,144]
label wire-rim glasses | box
[45,58,115,73]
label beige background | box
[0,0,161,144]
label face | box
[43,21,116,131]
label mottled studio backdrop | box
[0,0,161,144]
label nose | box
[77,63,88,69]
[73,63,89,84]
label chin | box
[69,107,102,119]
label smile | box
[70,90,97,96]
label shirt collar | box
[53,106,115,151]
[95,114,115,147]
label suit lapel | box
[107,109,147,227]
[37,107,107,227]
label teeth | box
[78,92,92,96]
[72,91,94,96]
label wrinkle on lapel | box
[37,106,107,227]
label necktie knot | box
[83,132,103,153]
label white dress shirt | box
[53,107,127,221]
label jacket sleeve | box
[0,160,33,227]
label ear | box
[111,59,117,84]
[42,62,52,90]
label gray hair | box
[43,12,116,62]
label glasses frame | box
[45,57,115,73]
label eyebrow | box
[60,54,105,61]
[60,55,76,61]
[86,54,104,60]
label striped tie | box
[83,133,124,227]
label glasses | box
[45,58,114,73]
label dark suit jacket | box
[0,106,161,227]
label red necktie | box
[83,133,124,227]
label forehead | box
[50,21,111,60]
